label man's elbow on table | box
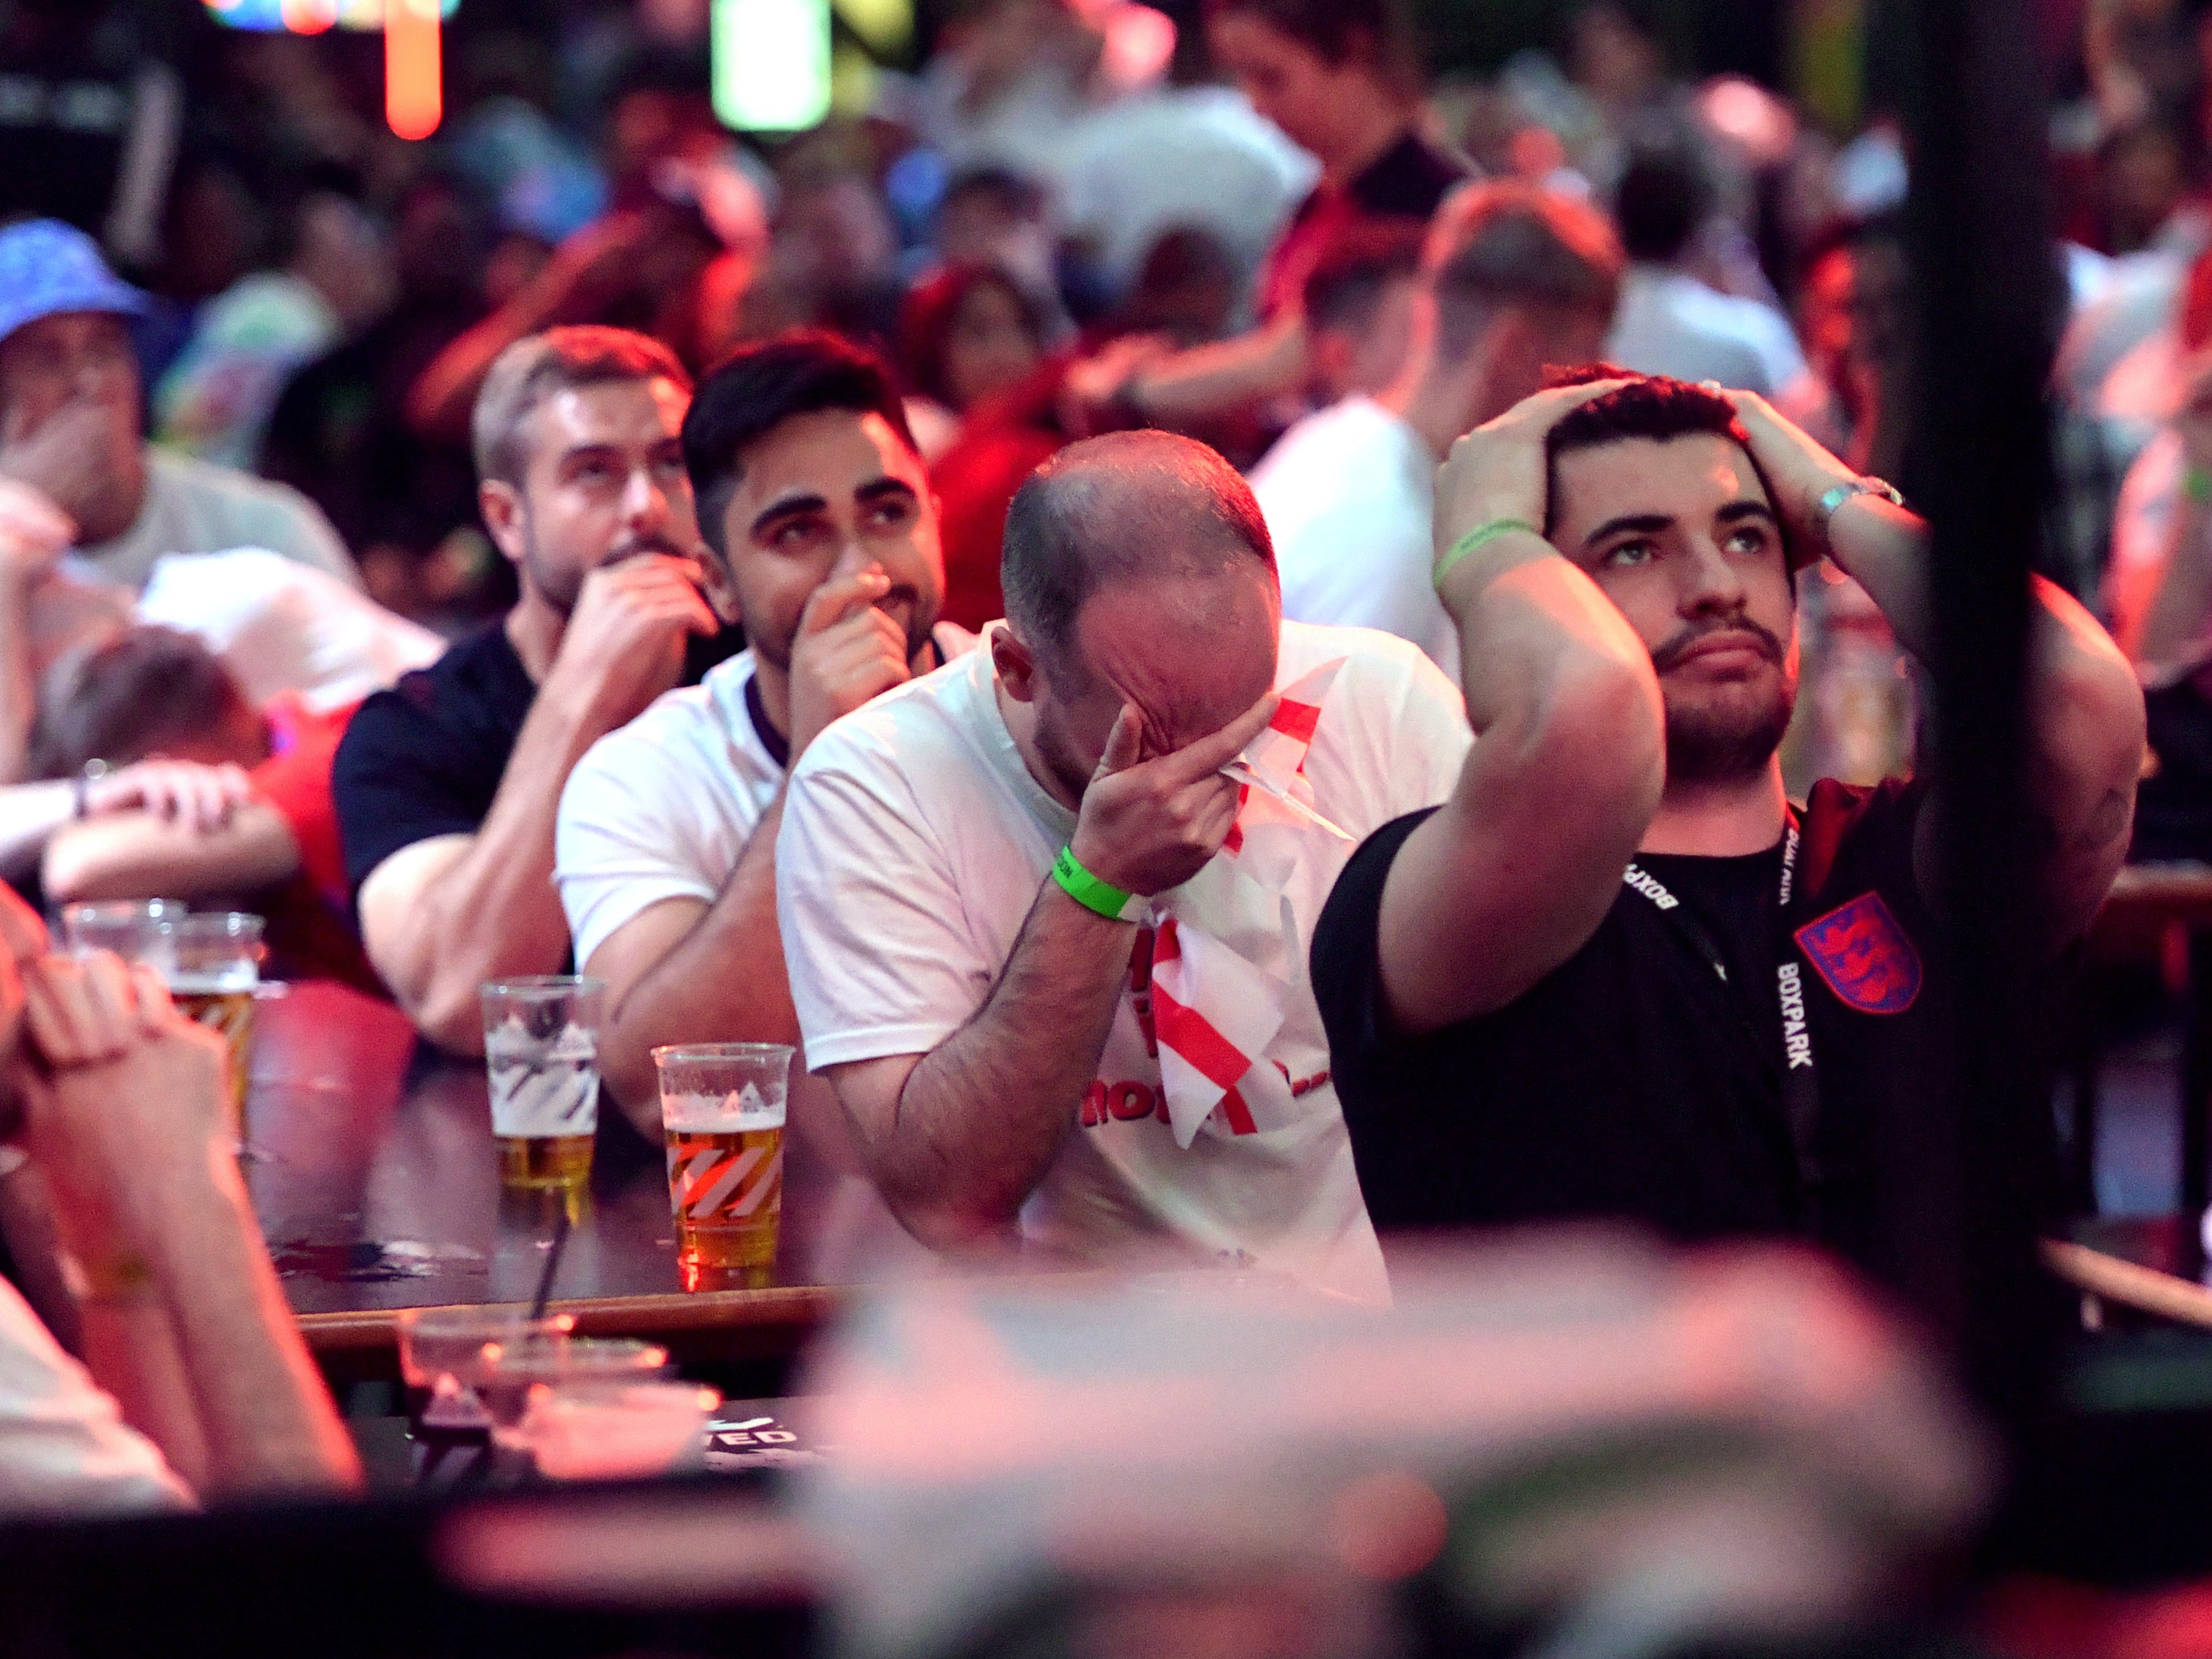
[357,838,493,1055]
[826,1052,1030,1254]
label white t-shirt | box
[776,620,1472,1297]
[78,447,357,594]
[135,547,445,713]
[0,1275,191,1518]
[1059,87,1316,292]
[1249,396,1459,682]
[556,625,976,969]
[1604,266,1810,400]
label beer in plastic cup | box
[651,1042,791,1291]
[481,977,605,1190]
[148,913,262,1140]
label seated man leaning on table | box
[0,881,359,1514]
[555,334,973,1162]
[32,626,378,992]
[335,326,739,1052]
[775,431,1471,1297]
[1307,370,2145,1280]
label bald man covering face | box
[774,431,1470,1294]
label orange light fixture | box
[385,0,442,140]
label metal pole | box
[1898,0,2062,1428]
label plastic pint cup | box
[481,977,605,1191]
[651,1043,791,1291]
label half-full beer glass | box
[650,1043,790,1290]
[148,913,261,1138]
[482,977,604,1190]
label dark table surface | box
[242,981,845,1370]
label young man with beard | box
[1310,370,2144,1265]
[334,327,729,1053]
[555,332,973,1126]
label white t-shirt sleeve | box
[0,1278,192,1518]
[556,724,730,973]
[777,740,1000,1071]
[1305,630,1472,838]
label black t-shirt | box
[1345,130,1468,220]
[1311,777,2056,1273]
[333,616,745,900]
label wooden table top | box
[241,982,846,1368]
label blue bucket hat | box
[0,220,148,347]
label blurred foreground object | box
[803,1235,1989,1659]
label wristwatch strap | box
[1814,476,1905,543]
[1051,845,1145,922]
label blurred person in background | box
[2098,114,2205,255]
[1252,185,1621,677]
[1296,221,1425,407]
[749,163,909,358]
[891,0,1105,185]
[336,327,729,1055]
[407,54,764,444]
[262,173,502,627]
[1602,141,1810,400]
[32,627,378,994]
[1055,20,1316,312]
[930,167,1069,320]
[0,220,356,601]
[153,191,395,473]
[0,885,360,1513]
[0,220,362,802]
[899,262,1055,460]
[1064,0,1468,436]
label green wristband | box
[1433,517,1542,593]
[2188,465,2212,505]
[1051,845,1144,922]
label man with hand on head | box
[554,333,973,1268]
[1312,369,2144,1273]
[336,326,734,1052]
[0,883,359,1513]
[776,430,1470,1296]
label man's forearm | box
[601,793,798,1126]
[43,805,298,905]
[2140,493,2212,668]
[879,883,1134,1246]
[1822,493,1935,658]
[1127,316,1307,425]
[0,579,36,786]
[404,683,621,1047]
[141,1157,359,1495]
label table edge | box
[298,1285,847,1352]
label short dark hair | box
[473,325,692,485]
[898,263,1051,407]
[1427,182,1624,356]
[938,166,1048,226]
[1202,0,1419,92]
[1612,144,1713,265]
[681,329,918,559]
[1002,431,1275,669]
[1539,363,1790,556]
[30,627,252,779]
[1303,221,1425,337]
